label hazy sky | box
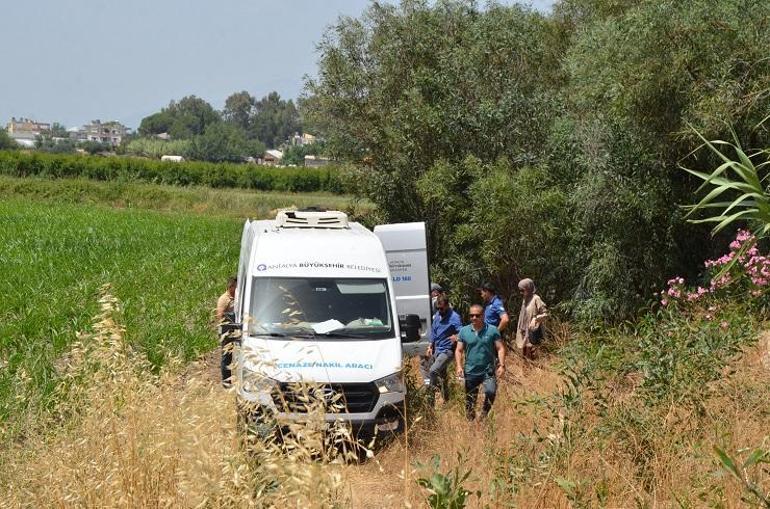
[1,0,554,130]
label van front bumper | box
[237,387,405,435]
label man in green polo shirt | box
[455,304,506,421]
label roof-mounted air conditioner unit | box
[275,209,349,229]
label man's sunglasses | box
[469,313,482,318]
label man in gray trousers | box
[420,294,462,404]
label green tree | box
[223,91,256,133]
[305,0,559,223]
[250,91,301,148]
[50,122,69,138]
[189,123,262,163]
[306,0,770,322]
[0,129,17,150]
[138,95,221,139]
[138,111,174,136]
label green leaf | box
[714,446,741,480]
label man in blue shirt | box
[420,294,462,404]
[479,282,509,334]
[456,304,506,421]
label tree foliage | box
[223,91,256,133]
[0,129,17,150]
[138,95,221,139]
[306,0,770,321]
[250,92,301,148]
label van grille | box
[272,382,378,414]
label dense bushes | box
[0,151,346,194]
[308,0,770,322]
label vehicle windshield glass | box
[248,277,392,340]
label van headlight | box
[375,373,405,394]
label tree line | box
[303,0,770,322]
[133,91,305,163]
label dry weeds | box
[2,289,768,508]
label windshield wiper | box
[254,330,317,339]
[321,331,374,339]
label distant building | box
[264,149,283,166]
[290,132,317,146]
[304,155,330,168]
[71,120,129,146]
[6,117,51,135]
[160,155,184,163]
[5,117,50,147]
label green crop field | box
[0,180,368,423]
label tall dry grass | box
[3,286,769,508]
[0,285,352,508]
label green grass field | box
[0,178,368,422]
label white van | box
[227,209,430,437]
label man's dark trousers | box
[464,373,497,420]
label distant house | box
[290,132,317,146]
[71,120,129,147]
[6,117,50,147]
[7,117,51,135]
[160,155,184,163]
[304,155,330,168]
[264,149,283,166]
[154,132,171,141]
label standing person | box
[479,282,510,333]
[455,304,505,421]
[430,282,445,315]
[216,276,237,387]
[515,278,548,360]
[420,294,462,404]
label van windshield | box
[248,277,393,340]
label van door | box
[373,222,431,356]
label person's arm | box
[455,340,465,378]
[215,295,228,321]
[495,339,506,377]
[498,311,510,333]
[449,313,463,344]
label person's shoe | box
[222,379,233,389]
[466,411,475,422]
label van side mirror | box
[399,314,421,343]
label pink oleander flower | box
[661,299,668,307]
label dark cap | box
[430,282,444,293]
[477,281,495,293]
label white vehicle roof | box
[245,216,389,280]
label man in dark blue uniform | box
[479,282,509,334]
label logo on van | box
[257,264,267,271]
